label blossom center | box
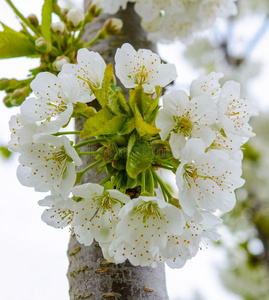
[133,65,149,85]
[93,194,120,214]
[173,114,193,137]
[135,202,162,223]
[183,163,198,186]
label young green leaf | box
[80,108,128,138]
[134,106,160,137]
[0,31,36,59]
[118,117,135,135]
[41,0,53,43]
[126,140,153,178]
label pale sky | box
[0,1,268,300]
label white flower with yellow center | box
[39,193,75,229]
[17,135,81,196]
[108,196,184,267]
[156,89,217,158]
[135,0,184,23]
[8,114,37,152]
[61,48,106,99]
[20,72,90,136]
[71,183,130,246]
[208,129,243,155]
[114,43,177,94]
[176,139,245,216]
[102,0,135,14]
[161,208,222,268]
[190,72,223,101]
[218,81,257,137]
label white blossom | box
[8,114,37,152]
[156,89,217,158]
[61,48,106,100]
[101,1,237,42]
[108,196,184,267]
[66,8,85,27]
[141,0,237,43]
[17,135,81,196]
[176,139,245,216]
[160,208,222,268]
[218,81,257,137]
[71,183,130,246]
[190,72,223,101]
[102,0,135,14]
[114,43,177,93]
[20,72,90,136]
[39,193,75,228]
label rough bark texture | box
[67,3,168,300]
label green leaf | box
[129,86,160,117]
[0,146,12,159]
[72,103,96,118]
[127,140,153,178]
[104,64,114,90]
[127,132,136,156]
[41,0,53,43]
[112,86,132,116]
[107,88,122,115]
[118,117,135,135]
[0,31,36,59]
[134,106,160,137]
[0,22,17,33]
[93,64,114,108]
[80,108,128,138]
[112,148,127,170]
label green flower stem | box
[154,157,178,168]
[75,22,87,42]
[141,171,146,194]
[78,112,89,119]
[147,168,155,195]
[151,168,173,201]
[20,22,36,42]
[78,151,98,156]
[5,0,41,37]
[99,173,113,186]
[76,160,101,177]
[56,37,62,52]
[85,33,101,48]
[152,164,174,171]
[53,131,82,136]
[74,138,106,149]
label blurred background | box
[0,0,269,299]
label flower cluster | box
[100,0,237,42]
[9,43,256,268]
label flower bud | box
[61,7,69,18]
[53,56,70,71]
[67,8,85,29]
[27,14,39,27]
[6,86,31,106]
[35,37,52,53]
[0,78,10,90]
[3,94,13,107]
[86,0,103,19]
[100,18,123,38]
[50,21,65,35]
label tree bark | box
[67,3,168,300]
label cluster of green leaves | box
[0,0,103,107]
[77,65,177,197]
